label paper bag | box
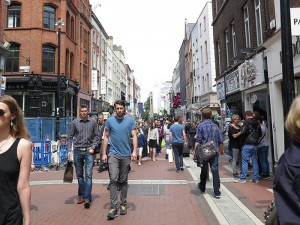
[63,160,74,183]
[166,148,173,163]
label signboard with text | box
[91,70,98,91]
[216,78,225,100]
[100,76,107,95]
[225,69,239,95]
[291,8,300,36]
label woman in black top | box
[228,114,242,178]
[0,95,32,225]
[188,122,197,155]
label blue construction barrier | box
[59,144,68,164]
[33,141,52,166]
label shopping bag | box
[166,148,173,163]
[161,139,166,148]
[63,160,74,183]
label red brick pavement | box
[29,153,274,225]
[30,153,219,225]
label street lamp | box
[55,18,64,141]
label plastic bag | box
[161,139,166,148]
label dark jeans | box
[172,142,183,170]
[257,146,270,176]
[73,150,94,202]
[199,153,221,196]
[108,154,131,208]
[157,137,163,154]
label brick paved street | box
[30,151,273,225]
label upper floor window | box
[6,43,20,72]
[231,22,237,58]
[205,41,208,63]
[243,6,251,47]
[44,5,56,29]
[203,16,206,31]
[254,0,263,45]
[7,4,21,28]
[217,41,221,74]
[42,45,55,73]
[225,29,229,67]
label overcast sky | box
[90,0,207,101]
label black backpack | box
[247,124,260,145]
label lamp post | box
[55,18,64,141]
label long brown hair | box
[0,95,29,139]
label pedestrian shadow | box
[103,202,136,211]
[30,205,38,211]
[64,194,101,204]
[167,168,177,172]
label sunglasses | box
[0,109,6,116]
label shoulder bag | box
[264,200,278,225]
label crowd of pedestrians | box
[3,94,299,224]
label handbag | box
[63,160,74,183]
[264,200,278,225]
[199,141,217,160]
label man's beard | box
[116,111,125,118]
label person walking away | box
[67,104,100,209]
[228,114,242,178]
[137,128,146,166]
[195,108,224,199]
[101,100,137,220]
[169,116,187,172]
[164,121,171,159]
[188,122,197,156]
[96,114,107,172]
[235,111,261,183]
[0,95,32,225]
[274,95,300,224]
[141,120,149,155]
[147,122,159,161]
[254,114,270,180]
[156,120,164,155]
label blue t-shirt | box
[105,116,136,157]
[170,123,184,144]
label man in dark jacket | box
[235,111,262,183]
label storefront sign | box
[91,70,98,91]
[291,8,300,36]
[239,52,264,91]
[225,70,239,95]
[100,76,107,95]
[216,78,225,100]
[200,97,209,107]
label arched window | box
[66,12,70,36]
[7,4,21,28]
[42,45,55,73]
[70,52,74,79]
[65,49,69,76]
[6,43,20,72]
[43,5,56,29]
[71,17,75,40]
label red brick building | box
[3,0,92,118]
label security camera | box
[4,0,11,6]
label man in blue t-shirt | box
[102,100,137,220]
[169,116,187,172]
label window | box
[66,12,70,36]
[6,43,20,72]
[231,22,237,58]
[65,49,69,76]
[200,23,202,36]
[200,45,203,67]
[205,41,208,63]
[44,5,56,29]
[7,4,21,28]
[203,16,206,31]
[254,0,263,45]
[225,29,229,67]
[70,53,74,78]
[71,17,75,40]
[243,6,251,47]
[217,41,221,74]
[42,45,55,73]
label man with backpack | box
[235,111,262,183]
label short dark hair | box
[114,100,126,108]
[201,108,212,119]
[244,111,253,117]
[174,115,181,122]
[80,104,88,109]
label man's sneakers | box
[234,178,246,183]
[84,200,91,209]
[107,208,118,220]
[120,204,127,215]
[250,179,260,184]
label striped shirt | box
[67,117,99,150]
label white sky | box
[90,0,207,101]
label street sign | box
[291,8,300,36]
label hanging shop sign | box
[225,69,239,95]
[100,76,107,95]
[291,8,300,36]
[216,78,225,100]
[91,70,98,91]
[239,52,265,91]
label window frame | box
[43,5,56,30]
[254,0,263,46]
[42,45,56,73]
[5,43,20,72]
[243,6,251,48]
[7,4,21,28]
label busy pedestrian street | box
[29,150,273,225]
